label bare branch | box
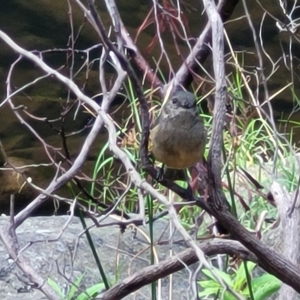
[0,222,60,299]
[98,238,257,300]
[202,0,300,292]
[172,0,240,88]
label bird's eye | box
[172,98,178,104]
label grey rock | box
[0,216,193,299]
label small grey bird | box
[150,90,207,173]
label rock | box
[0,216,193,299]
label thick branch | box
[204,0,300,293]
[270,182,300,299]
[173,0,239,87]
[98,239,257,300]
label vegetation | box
[0,0,300,299]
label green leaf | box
[202,268,233,287]
[243,274,281,300]
[198,287,220,298]
[68,273,86,300]
[199,268,236,299]
[47,278,65,299]
[224,290,244,300]
[234,261,256,290]
[253,281,281,300]
[198,279,220,290]
[76,283,105,300]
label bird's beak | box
[181,101,196,109]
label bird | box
[150,89,207,179]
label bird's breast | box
[150,111,206,169]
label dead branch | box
[98,238,257,300]
[172,0,240,88]
[270,182,300,299]
[0,222,60,300]
[204,0,300,293]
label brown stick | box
[98,239,257,300]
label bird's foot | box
[156,166,164,181]
[185,184,194,200]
